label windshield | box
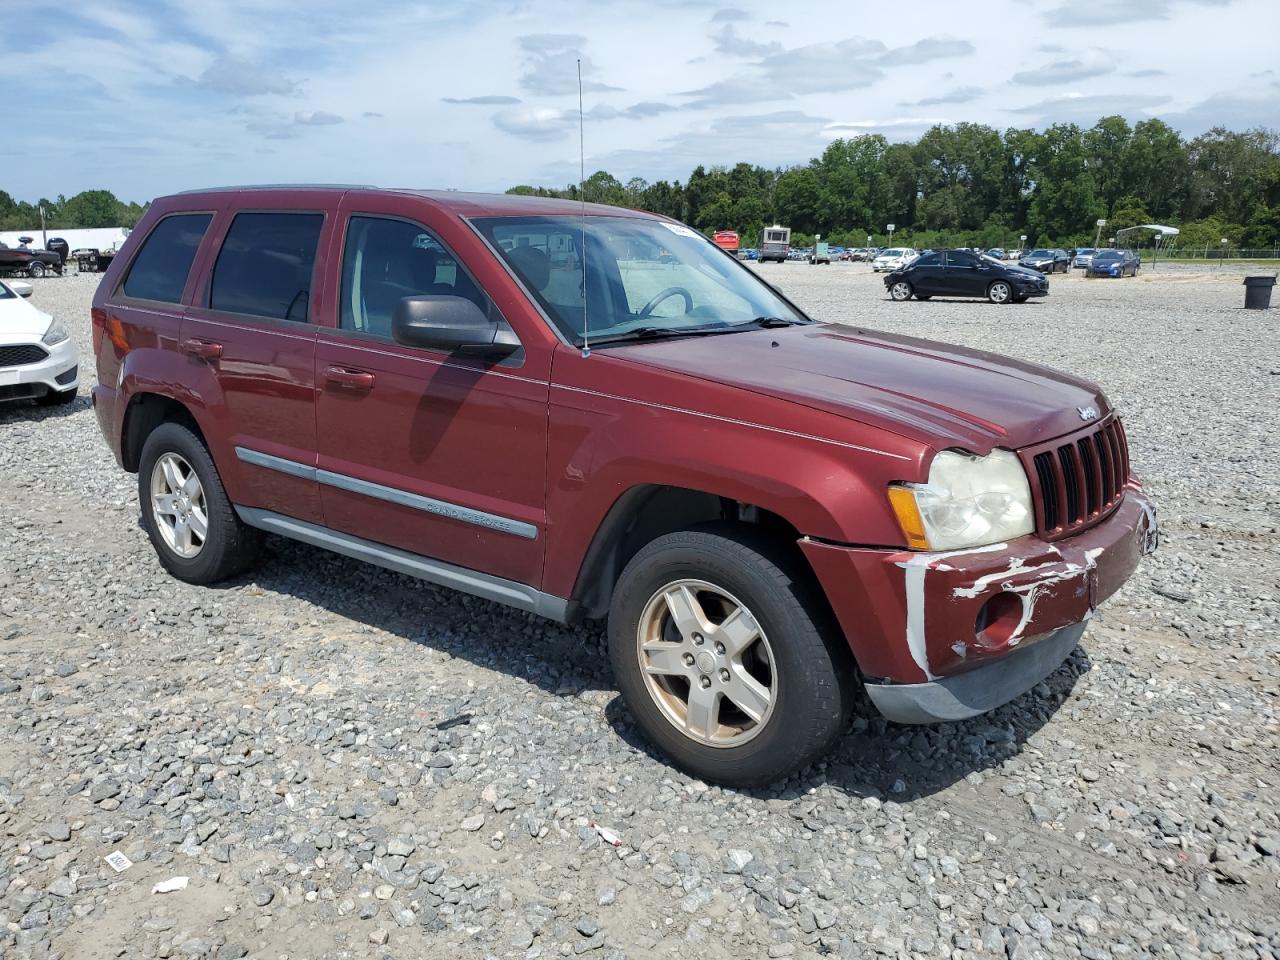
[1094,250,1121,260]
[473,215,807,345]
[1027,249,1051,257]
[881,248,907,257]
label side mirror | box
[11,280,34,298]
[392,295,519,358]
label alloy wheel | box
[150,452,208,559]
[636,579,777,747]
[989,281,1011,303]
[890,281,912,301]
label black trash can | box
[1243,275,1276,309]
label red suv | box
[91,187,1157,786]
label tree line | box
[509,116,1280,251]
[0,190,147,233]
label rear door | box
[905,251,943,295]
[311,197,549,586]
[181,197,337,524]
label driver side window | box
[947,251,979,268]
[339,216,498,339]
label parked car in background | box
[1072,248,1097,270]
[88,185,1156,787]
[739,247,758,261]
[0,241,64,278]
[0,277,79,405]
[1019,248,1070,274]
[871,247,918,272]
[885,249,1050,304]
[1087,249,1141,278]
[986,248,1005,260]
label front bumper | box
[0,337,79,402]
[801,487,1157,722]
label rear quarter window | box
[209,212,324,322]
[121,214,213,303]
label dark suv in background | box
[89,187,1156,786]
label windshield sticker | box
[659,222,702,240]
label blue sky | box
[5,0,1278,203]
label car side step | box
[235,507,568,622]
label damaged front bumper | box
[802,486,1158,723]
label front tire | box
[28,261,44,279]
[138,422,261,584]
[889,280,913,301]
[987,280,1012,304]
[608,526,854,787]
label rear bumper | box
[802,487,1157,714]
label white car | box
[0,279,79,406]
[872,247,918,272]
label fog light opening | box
[975,592,1024,651]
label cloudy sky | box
[5,0,1278,203]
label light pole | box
[39,206,47,250]
[1094,219,1107,250]
[1019,234,1027,257]
[1220,237,1228,260]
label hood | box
[1006,265,1047,280]
[610,324,1108,452]
[0,298,54,338]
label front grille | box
[0,344,48,368]
[1023,418,1130,539]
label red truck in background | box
[713,230,740,255]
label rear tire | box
[138,422,261,584]
[608,525,854,788]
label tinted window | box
[122,214,211,303]
[339,216,492,338]
[210,212,323,321]
[947,251,980,267]
[913,252,942,267]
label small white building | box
[0,227,131,252]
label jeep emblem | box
[1077,405,1099,421]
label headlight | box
[41,323,70,346]
[888,449,1034,551]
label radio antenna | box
[578,58,590,358]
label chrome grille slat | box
[1021,417,1130,540]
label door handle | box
[324,366,375,391]
[179,338,223,361]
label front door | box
[313,205,549,587]
[182,203,335,524]
[942,250,987,297]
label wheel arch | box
[120,392,207,472]
[568,483,821,622]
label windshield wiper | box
[587,324,740,346]
[744,315,804,328]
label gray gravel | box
[1,264,1277,959]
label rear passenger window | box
[210,212,323,321]
[122,214,212,303]
[339,216,493,338]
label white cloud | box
[1012,51,1116,86]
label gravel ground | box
[1,263,1277,960]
